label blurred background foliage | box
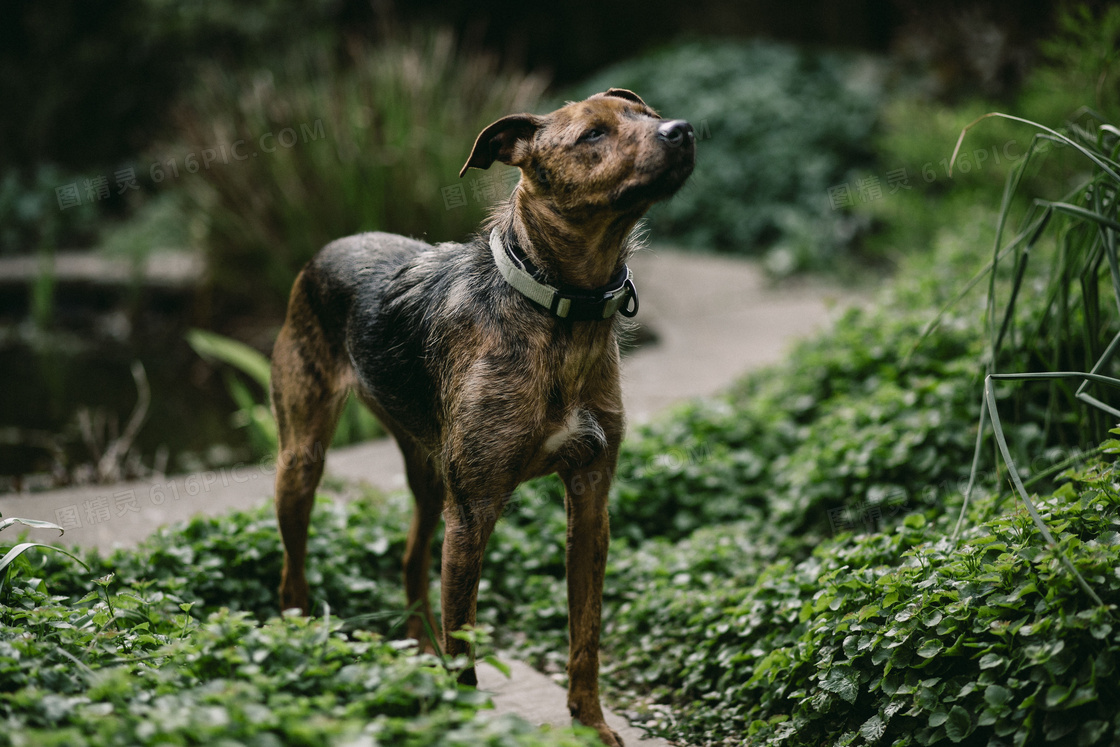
[569,40,885,273]
[1,0,1119,486]
[174,30,545,314]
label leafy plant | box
[0,515,86,601]
[186,328,382,457]
[607,300,996,545]
[602,452,1120,746]
[946,111,1120,444]
[891,106,1119,616]
[0,576,597,747]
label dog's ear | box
[460,114,541,177]
[596,88,659,117]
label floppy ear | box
[459,114,541,178]
[596,88,659,117]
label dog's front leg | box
[440,492,504,685]
[561,454,623,747]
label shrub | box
[602,450,1120,747]
[171,29,546,311]
[608,300,996,545]
[568,39,885,272]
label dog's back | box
[286,231,514,445]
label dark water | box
[0,281,256,491]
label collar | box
[489,228,639,321]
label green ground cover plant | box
[605,451,1120,746]
[0,580,597,746]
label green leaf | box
[186,328,272,389]
[1077,720,1109,746]
[483,655,511,678]
[859,714,886,743]
[821,666,860,704]
[0,543,89,574]
[1045,711,1079,742]
[0,517,64,535]
[916,638,944,658]
[1045,683,1072,707]
[979,653,1005,669]
[984,684,1014,709]
[945,705,972,743]
[904,514,927,529]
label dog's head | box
[460,89,695,220]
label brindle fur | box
[271,89,694,746]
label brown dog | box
[270,89,694,745]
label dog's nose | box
[657,120,694,147]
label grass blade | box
[952,112,1120,182]
[0,542,89,574]
[981,375,1104,607]
[0,517,64,535]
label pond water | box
[0,273,256,492]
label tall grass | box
[957,113,1120,440]
[170,29,547,311]
[940,111,1120,600]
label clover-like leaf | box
[984,684,1014,709]
[916,638,944,658]
[821,665,860,704]
[945,705,973,743]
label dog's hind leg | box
[270,279,348,615]
[399,439,445,652]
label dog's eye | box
[579,128,607,143]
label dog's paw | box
[573,718,622,747]
[590,723,623,747]
[570,699,623,745]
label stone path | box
[0,247,857,746]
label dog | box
[270,88,694,746]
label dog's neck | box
[488,190,643,290]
